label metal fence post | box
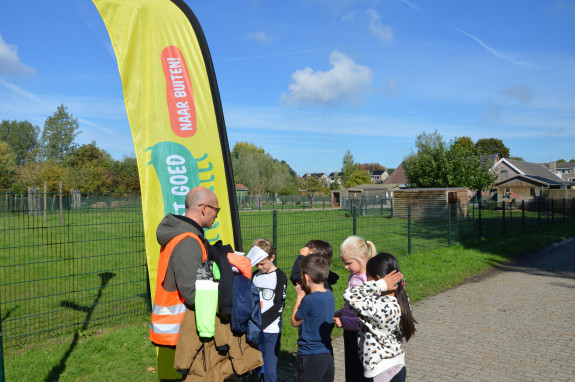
[478,200,482,238]
[551,199,554,223]
[0,287,5,382]
[272,210,278,264]
[407,206,412,255]
[352,206,357,236]
[502,201,506,235]
[447,204,452,247]
[380,199,383,217]
[521,200,525,230]
[538,199,541,226]
[563,198,566,223]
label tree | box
[302,176,329,194]
[404,131,448,188]
[404,131,497,191]
[0,142,17,190]
[345,169,372,188]
[40,105,81,163]
[231,141,298,195]
[109,155,140,191]
[0,120,41,165]
[357,162,386,172]
[475,138,510,159]
[451,136,474,151]
[65,141,112,168]
[341,150,358,186]
[16,160,65,191]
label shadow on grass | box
[44,272,115,382]
[1,305,19,321]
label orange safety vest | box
[149,232,207,346]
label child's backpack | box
[231,273,263,345]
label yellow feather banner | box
[92,0,240,379]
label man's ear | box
[303,273,311,284]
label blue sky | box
[1,0,574,176]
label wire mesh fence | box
[0,192,573,347]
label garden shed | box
[332,184,398,207]
[392,188,469,220]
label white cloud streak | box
[280,50,373,105]
[0,34,37,76]
[449,25,539,70]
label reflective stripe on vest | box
[149,231,207,346]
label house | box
[301,172,329,184]
[392,188,469,220]
[328,171,343,186]
[383,163,407,188]
[542,162,575,183]
[235,184,249,205]
[370,170,389,183]
[491,158,566,203]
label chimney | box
[548,162,557,173]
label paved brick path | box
[277,238,575,381]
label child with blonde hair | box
[333,235,377,382]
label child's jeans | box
[259,332,281,382]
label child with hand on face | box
[251,239,287,382]
[290,240,339,291]
[334,235,377,382]
[291,254,335,382]
[343,253,416,382]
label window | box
[500,170,508,180]
[530,188,535,196]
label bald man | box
[156,186,220,307]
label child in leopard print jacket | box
[343,253,417,382]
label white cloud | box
[0,34,36,76]
[367,9,393,43]
[246,30,274,44]
[341,9,394,43]
[280,51,373,105]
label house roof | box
[348,183,398,191]
[383,163,407,185]
[494,174,564,187]
[235,184,248,190]
[371,170,387,176]
[494,158,565,184]
[302,172,327,178]
[555,162,575,170]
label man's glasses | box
[198,204,221,215]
